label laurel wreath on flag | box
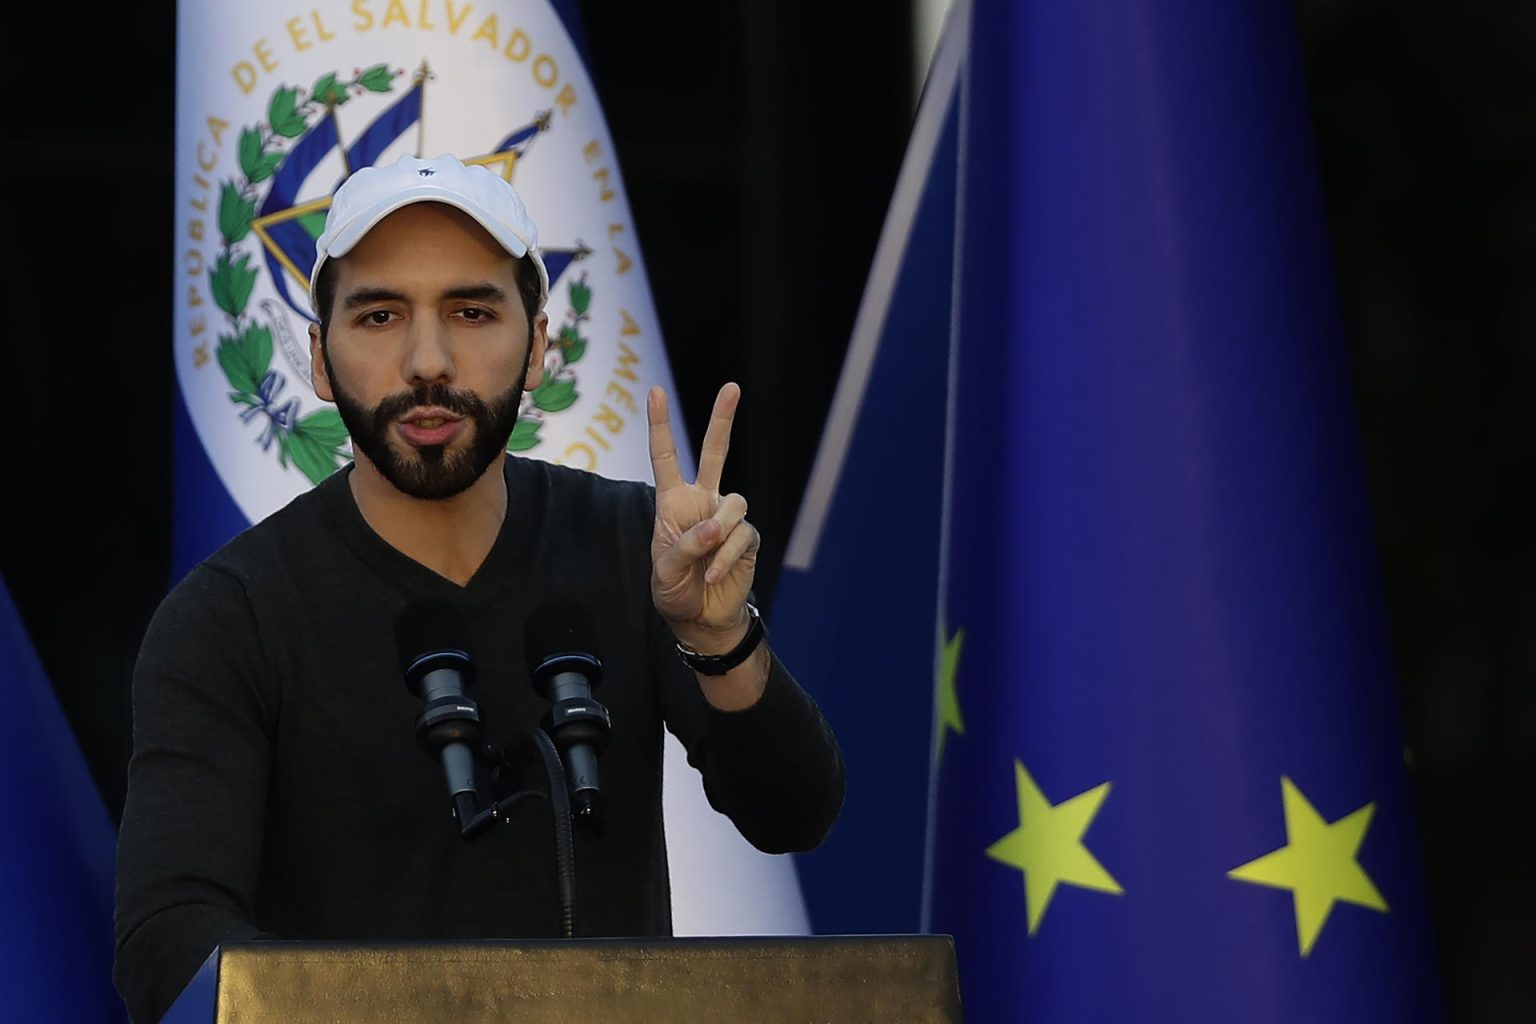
[210,66,398,485]
[512,273,591,451]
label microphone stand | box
[528,730,576,938]
[414,699,577,936]
[478,732,577,937]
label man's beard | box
[329,375,525,500]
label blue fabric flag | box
[0,577,123,1021]
[926,1,1445,1020]
[771,14,963,935]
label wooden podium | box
[158,935,963,1023]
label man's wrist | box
[671,606,753,656]
[674,604,764,676]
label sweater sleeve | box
[113,565,276,1024]
[651,605,847,854]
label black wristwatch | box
[675,603,767,676]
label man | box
[113,154,845,1024]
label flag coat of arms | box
[173,0,808,936]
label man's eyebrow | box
[441,283,511,303]
[343,287,408,309]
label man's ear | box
[523,311,550,390]
[310,323,334,402]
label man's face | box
[310,203,547,500]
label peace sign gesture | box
[647,383,761,657]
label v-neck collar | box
[320,458,541,605]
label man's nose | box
[402,318,454,385]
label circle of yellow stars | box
[937,626,1392,954]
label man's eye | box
[458,307,495,323]
[361,310,395,326]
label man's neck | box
[347,454,509,587]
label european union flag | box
[926,1,1444,1019]
[0,576,122,1021]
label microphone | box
[396,600,484,830]
[525,601,611,833]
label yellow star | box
[986,761,1123,934]
[935,628,965,760]
[1228,777,1389,956]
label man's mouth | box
[398,409,466,446]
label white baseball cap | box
[309,152,550,313]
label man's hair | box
[313,251,544,345]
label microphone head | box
[524,599,603,696]
[394,599,474,697]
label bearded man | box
[113,154,844,1024]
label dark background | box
[1,1,1531,1019]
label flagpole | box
[414,59,432,157]
[329,101,351,178]
[920,0,970,934]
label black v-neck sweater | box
[113,456,844,1024]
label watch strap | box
[675,603,766,676]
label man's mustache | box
[373,384,488,430]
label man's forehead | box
[348,201,516,258]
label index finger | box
[647,386,685,491]
[695,383,741,495]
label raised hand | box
[647,382,761,654]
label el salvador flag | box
[173,0,813,942]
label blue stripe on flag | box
[0,577,123,1021]
[172,384,248,579]
[546,0,593,66]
